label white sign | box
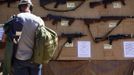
[104,44,112,49]
[0,27,4,40]
[109,22,117,28]
[77,41,91,58]
[61,20,69,26]
[113,2,122,8]
[67,2,76,8]
[123,41,134,58]
[64,42,73,47]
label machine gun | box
[42,14,75,26]
[0,0,18,7]
[60,32,87,43]
[95,34,134,45]
[40,0,85,12]
[89,0,126,8]
[83,16,134,43]
[55,32,87,60]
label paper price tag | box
[64,42,73,47]
[61,20,69,26]
[109,22,117,28]
[104,44,112,49]
[67,2,76,8]
[113,2,122,8]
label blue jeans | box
[12,58,40,75]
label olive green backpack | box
[32,25,58,64]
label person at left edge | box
[2,0,45,75]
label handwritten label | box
[113,2,122,8]
[61,20,69,26]
[104,44,112,49]
[109,22,117,28]
[64,42,73,47]
[67,2,76,8]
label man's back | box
[16,12,44,60]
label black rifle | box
[42,14,75,26]
[40,0,85,12]
[0,0,18,7]
[60,32,87,43]
[95,34,134,45]
[55,32,87,60]
[89,0,126,8]
[83,16,134,43]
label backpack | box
[32,25,58,64]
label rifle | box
[42,14,75,26]
[83,16,134,43]
[95,34,134,45]
[89,0,126,8]
[55,32,87,59]
[40,0,85,12]
[60,32,87,43]
[0,0,18,7]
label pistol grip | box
[54,2,59,8]
[68,19,75,26]
[104,3,107,8]
[121,0,126,5]
[109,40,113,45]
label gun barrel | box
[61,32,87,38]
[89,0,126,8]
[95,34,133,44]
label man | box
[2,0,45,75]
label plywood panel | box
[0,0,134,60]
